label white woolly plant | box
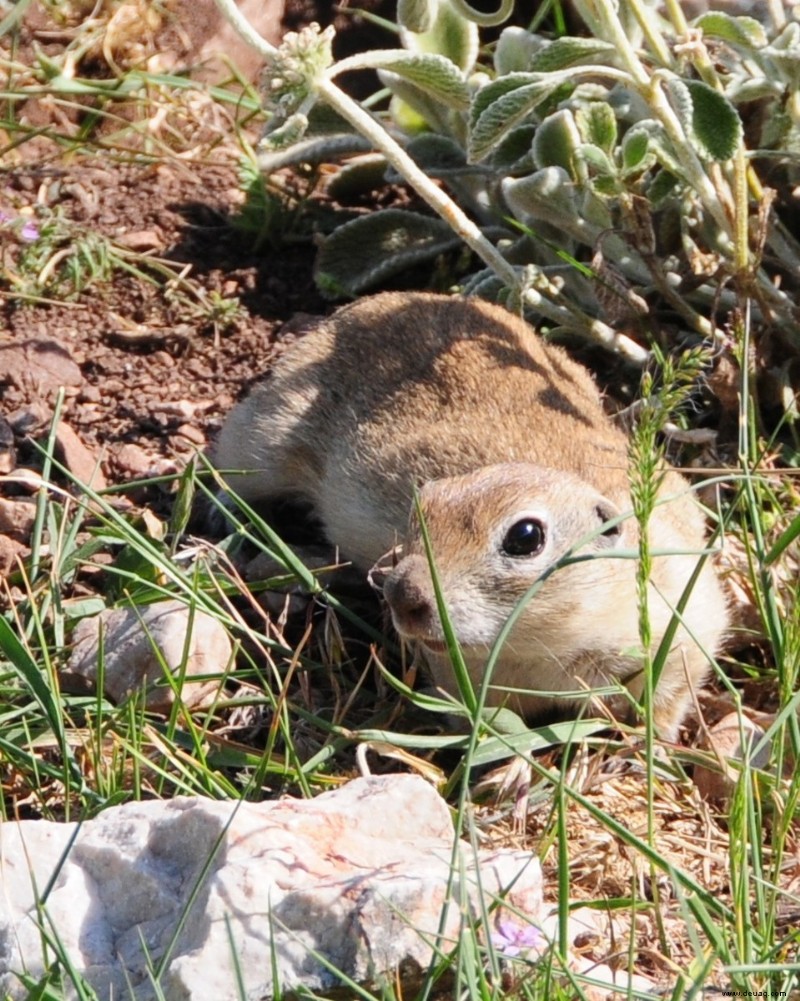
[215,0,800,363]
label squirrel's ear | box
[594,499,625,546]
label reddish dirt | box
[2,158,320,467]
[0,0,396,570]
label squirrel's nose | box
[383,555,438,639]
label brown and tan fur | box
[215,292,727,739]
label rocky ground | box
[0,0,391,576]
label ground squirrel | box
[215,292,727,739]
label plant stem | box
[316,79,517,287]
[214,0,277,58]
[626,0,673,68]
[733,146,750,275]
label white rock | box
[539,906,657,999]
[576,961,657,1001]
[62,599,233,712]
[0,775,543,1001]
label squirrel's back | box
[215,292,639,566]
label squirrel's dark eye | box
[502,518,546,557]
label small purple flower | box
[20,219,39,242]
[491,918,545,958]
[0,209,40,241]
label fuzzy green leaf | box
[337,50,470,109]
[324,155,389,200]
[384,76,453,134]
[628,118,681,175]
[666,77,694,133]
[695,12,767,49]
[403,0,479,72]
[405,133,468,171]
[494,26,541,74]
[256,133,371,174]
[621,127,651,171]
[532,108,582,175]
[764,20,800,60]
[576,102,617,153]
[470,72,537,128]
[469,76,561,161]
[647,169,678,207]
[260,113,310,151]
[314,209,463,297]
[731,78,783,103]
[577,143,616,177]
[398,0,438,33]
[763,22,800,85]
[386,134,476,182]
[490,124,537,171]
[528,36,615,73]
[502,166,578,223]
[686,80,743,161]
